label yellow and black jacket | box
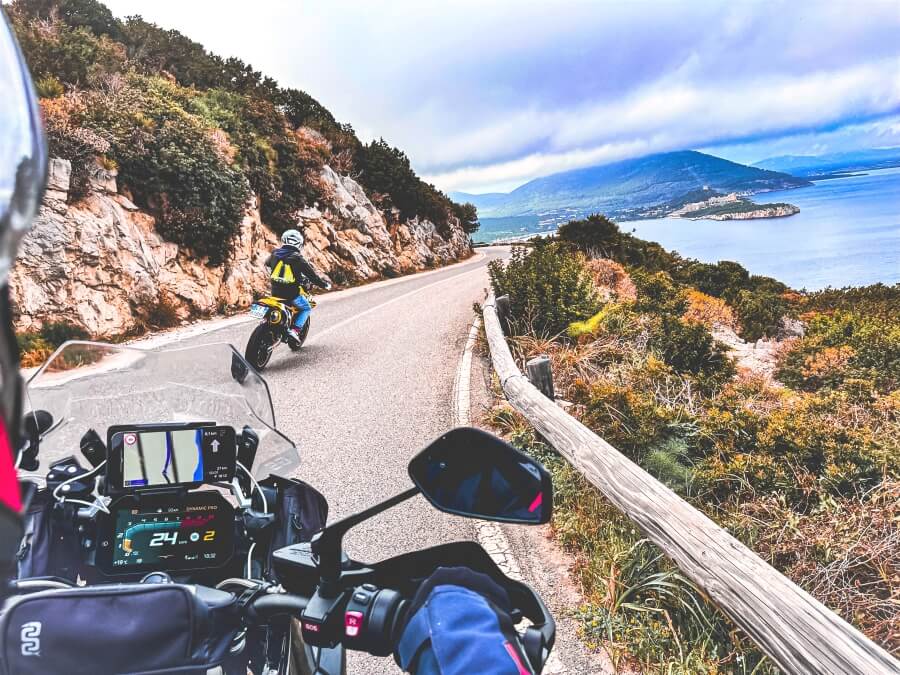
[265,245,329,299]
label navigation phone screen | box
[122,428,204,488]
[108,424,236,490]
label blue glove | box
[395,567,533,675]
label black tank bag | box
[16,488,87,582]
[0,583,242,675]
[261,475,327,553]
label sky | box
[100,0,900,194]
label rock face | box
[10,159,471,337]
[712,317,803,382]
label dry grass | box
[683,289,738,330]
[585,258,637,301]
[733,481,899,651]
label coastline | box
[477,168,899,289]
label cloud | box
[425,58,900,191]
[101,0,900,193]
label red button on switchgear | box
[345,611,364,637]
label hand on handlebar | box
[394,567,535,674]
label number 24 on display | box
[149,530,215,546]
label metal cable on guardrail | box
[481,293,900,675]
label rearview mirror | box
[408,427,552,524]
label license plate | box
[249,304,268,318]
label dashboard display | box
[96,492,234,575]
[107,424,236,491]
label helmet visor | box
[0,11,47,457]
[0,11,47,287]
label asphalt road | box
[250,248,506,558]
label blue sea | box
[480,168,900,290]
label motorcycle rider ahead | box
[266,229,331,344]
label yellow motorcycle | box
[244,289,317,371]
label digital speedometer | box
[95,491,235,575]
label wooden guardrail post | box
[495,294,511,334]
[481,293,900,675]
[526,356,554,400]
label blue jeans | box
[291,294,311,330]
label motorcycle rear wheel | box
[246,323,278,371]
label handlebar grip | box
[247,593,309,622]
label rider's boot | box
[287,327,303,346]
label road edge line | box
[455,314,569,673]
[454,316,523,582]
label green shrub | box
[733,288,788,341]
[557,214,620,255]
[9,5,124,86]
[647,315,734,380]
[679,259,750,298]
[643,437,695,495]
[38,321,90,345]
[83,76,249,263]
[15,0,124,40]
[695,380,897,510]
[802,283,900,320]
[488,242,598,336]
[143,296,181,329]
[778,311,900,394]
[580,381,674,463]
[451,201,480,234]
[630,269,687,316]
[192,89,325,233]
[35,75,64,98]
[356,138,469,232]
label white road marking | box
[454,316,522,582]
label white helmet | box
[281,229,304,248]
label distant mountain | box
[753,148,900,177]
[461,150,810,218]
[448,191,510,209]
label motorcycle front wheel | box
[246,323,278,371]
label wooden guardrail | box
[482,293,900,675]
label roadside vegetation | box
[487,215,899,672]
[6,0,479,264]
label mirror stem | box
[312,487,420,596]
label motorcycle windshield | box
[22,341,299,481]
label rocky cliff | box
[11,159,471,337]
[691,204,800,220]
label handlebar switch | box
[344,610,364,638]
[300,589,348,648]
[342,586,406,657]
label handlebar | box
[245,591,309,622]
